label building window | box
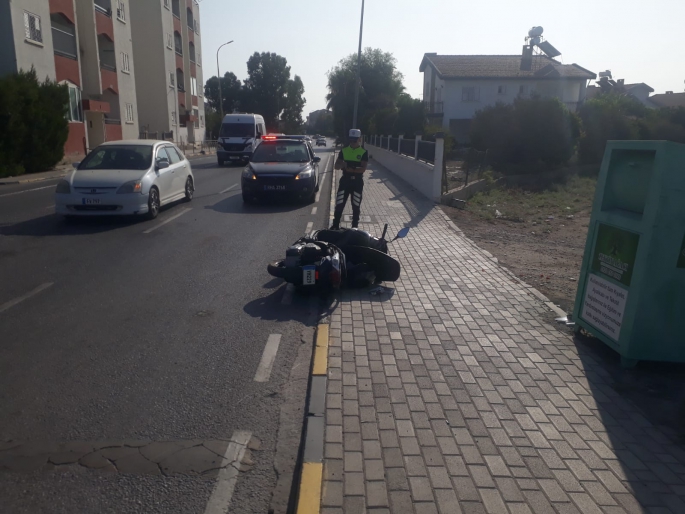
[116,1,126,22]
[163,0,170,8]
[200,114,204,127]
[461,86,480,103]
[172,0,180,18]
[121,52,130,73]
[174,31,182,55]
[176,69,184,92]
[166,33,173,49]
[171,111,176,123]
[193,109,199,128]
[186,8,194,30]
[51,14,77,59]
[169,72,175,88]
[66,84,83,122]
[24,11,43,43]
[190,76,197,96]
[194,19,199,34]
[189,41,195,63]
[125,103,134,123]
[498,85,506,95]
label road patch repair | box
[0,435,260,478]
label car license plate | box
[303,265,316,286]
[264,185,286,191]
[82,198,101,205]
[229,156,239,160]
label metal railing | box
[400,138,415,157]
[99,61,116,72]
[104,118,121,125]
[52,27,77,60]
[389,138,399,153]
[176,140,218,155]
[417,141,436,164]
[94,0,112,15]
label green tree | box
[577,94,642,164]
[394,93,425,137]
[204,71,242,115]
[0,68,68,176]
[282,75,306,134]
[326,48,404,139]
[242,52,293,130]
[470,96,579,172]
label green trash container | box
[572,140,685,366]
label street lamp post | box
[216,40,234,122]
[352,0,365,129]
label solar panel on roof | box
[537,41,561,58]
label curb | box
[295,323,329,514]
[0,172,68,185]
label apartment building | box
[0,0,140,159]
[130,0,205,145]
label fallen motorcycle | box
[267,225,409,290]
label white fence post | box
[433,133,445,201]
[415,135,422,160]
[398,135,403,154]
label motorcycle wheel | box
[267,260,288,278]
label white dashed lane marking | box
[281,283,295,305]
[0,282,54,314]
[305,221,313,234]
[219,183,238,194]
[311,206,317,215]
[254,334,282,382]
[143,208,192,234]
[203,430,252,514]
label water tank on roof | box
[528,26,544,37]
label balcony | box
[94,0,112,16]
[423,101,444,117]
[82,99,110,113]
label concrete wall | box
[129,0,173,136]
[190,0,205,141]
[112,3,138,139]
[6,0,57,81]
[366,143,440,201]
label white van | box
[217,113,267,166]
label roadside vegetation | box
[0,69,69,178]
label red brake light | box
[263,136,277,140]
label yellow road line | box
[312,324,329,376]
[296,462,323,514]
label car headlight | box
[295,168,314,180]
[242,166,257,180]
[117,180,143,194]
[55,179,71,194]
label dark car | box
[241,139,321,204]
[316,138,326,147]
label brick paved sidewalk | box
[321,160,685,513]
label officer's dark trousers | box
[332,173,364,228]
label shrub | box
[469,96,579,173]
[577,94,642,165]
[0,69,69,176]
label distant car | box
[316,138,326,147]
[241,138,321,204]
[55,140,194,220]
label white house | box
[420,53,596,142]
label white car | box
[55,140,194,220]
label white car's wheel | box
[147,187,160,220]
[184,176,194,201]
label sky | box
[199,0,685,118]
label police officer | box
[331,129,368,229]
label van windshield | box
[220,123,255,138]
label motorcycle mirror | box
[395,227,410,239]
[390,227,410,242]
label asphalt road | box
[0,143,336,513]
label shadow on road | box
[205,192,311,215]
[0,203,187,237]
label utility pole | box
[216,40,234,121]
[351,0,365,129]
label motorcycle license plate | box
[302,265,316,285]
